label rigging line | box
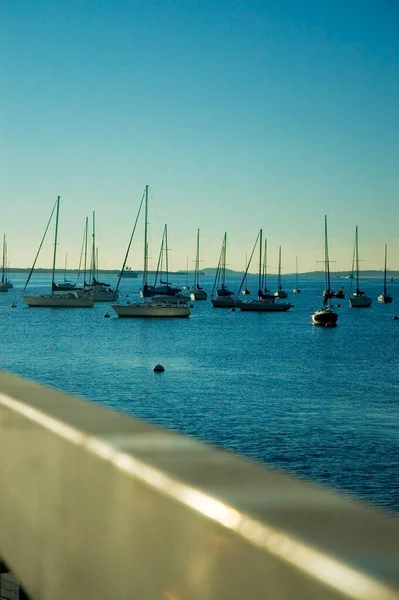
[75,220,87,284]
[113,189,146,300]
[236,231,261,298]
[23,198,57,292]
[211,239,224,297]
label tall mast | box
[296,255,299,289]
[64,253,67,281]
[221,232,227,287]
[262,238,267,290]
[91,211,96,283]
[277,245,282,290]
[384,244,387,295]
[96,247,99,280]
[51,196,60,288]
[355,226,360,294]
[83,217,88,286]
[324,215,331,297]
[186,256,189,288]
[1,234,5,284]
[258,229,263,296]
[194,229,200,288]
[4,239,8,284]
[165,224,169,286]
[143,184,149,288]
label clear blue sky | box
[1,0,398,273]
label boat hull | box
[311,308,338,326]
[349,295,372,308]
[211,297,236,308]
[0,285,8,293]
[378,294,393,304]
[22,295,94,307]
[238,300,292,312]
[111,303,191,318]
[190,290,207,301]
[274,290,288,299]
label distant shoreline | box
[7,268,399,279]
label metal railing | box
[0,371,398,600]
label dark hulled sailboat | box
[311,216,338,327]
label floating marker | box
[104,313,110,318]
[153,364,165,372]
[393,316,398,321]
[11,303,17,308]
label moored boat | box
[190,229,207,300]
[274,245,288,298]
[312,216,337,327]
[211,233,236,308]
[378,245,392,304]
[349,226,371,308]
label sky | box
[1,0,398,273]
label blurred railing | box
[0,371,398,600]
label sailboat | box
[293,255,300,293]
[140,224,182,298]
[190,229,207,300]
[238,230,292,312]
[274,246,288,298]
[76,212,119,302]
[311,216,338,326]
[111,185,191,318]
[211,233,235,308]
[52,253,77,291]
[22,197,94,307]
[349,226,371,308]
[378,245,392,304]
[0,236,11,292]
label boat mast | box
[83,217,88,286]
[277,245,282,290]
[64,253,68,282]
[296,255,299,290]
[324,215,331,302]
[186,256,189,288]
[91,211,96,283]
[4,239,8,284]
[258,229,263,297]
[221,232,227,287]
[383,244,387,295]
[143,184,149,289]
[1,235,5,284]
[165,224,169,286]
[355,226,360,294]
[262,239,267,290]
[51,196,60,289]
[194,229,200,288]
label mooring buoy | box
[393,316,399,320]
[104,313,110,318]
[153,364,165,372]
[11,303,17,308]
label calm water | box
[1,272,398,514]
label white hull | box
[190,289,207,301]
[23,295,94,307]
[238,299,292,312]
[211,297,236,308]
[111,302,191,318]
[274,290,288,299]
[349,295,372,308]
[378,294,392,304]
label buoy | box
[153,364,165,372]
[104,313,110,318]
[11,303,17,308]
[190,304,194,308]
[231,307,236,312]
[337,304,342,308]
[393,316,399,320]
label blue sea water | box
[1,272,398,514]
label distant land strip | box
[7,268,399,278]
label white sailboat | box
[311,216,338,326]
[190,229,207,300]
[293,255,301,293]
[211,233,236,308]
[22,197,94,308]
[378,245,392,304]
[76,212,119,302]
[238,230,292,312]
[274,245,288,298]
[111,185,191,318]
[349,226,371,308]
